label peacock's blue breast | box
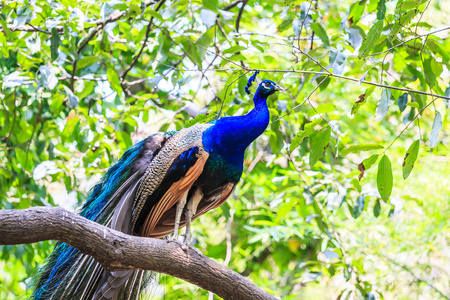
[196,151,243,194]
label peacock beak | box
[274,85,284,92]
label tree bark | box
[0,207,277,300]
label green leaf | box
[180,37,202,65]
[310,126,331,167]
[352,195,365,218]
[198,28,214,59]
[351,86,376,115]
[365,85,376,98]
[107,68,123,95]
[430,112,442,148]
[50,93,65,115]
[348,1,366,24]
[402,140,419,179]
[377,0,386,20]
[310,23,329,47]
[185,113,216,127]
[352,177,362,192]
[223,45,247,55]
[406,102,419,109]
[116,131,132,149]
[397,93,408,112]
[0,32,8,58]
[329,48,347,75]
[78,56,100,69]
[389,9,421,40]
[342,144,384,156]
[62,117,80,138]
[358,20,383,58]
[311,103,336,114]
[50,27,60,61]
[373,199,381,217]
[403,195,423,206]
[377,154,393,201]
[358,154,379,180]
[375,88,392,121]
[15,148,27,168]
[362,154,379,170]
[403,107,416,124]
[290,131,308,152]
[351,94,365,115]
[203,0,218,10]
[396,0,427,11]
[146,10,164,22]
[290,119,321,152]
[423,58,443,88]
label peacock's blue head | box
[257,80,284,97]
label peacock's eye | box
[262,82,271,89]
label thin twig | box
[235,0,248,33]
[295,2,331,74]
[198,45,450,101]
[192,55,219,101]
[217,70,250,118]
[25,22,50,34]
[385,94,439,151]
[272,75,327,123]
[238,32,313,40]
[121,0,166,80]
[369,26,450,56]
[223,0,245,11]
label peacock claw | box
[167,235,179,242]
[167,237,188,251]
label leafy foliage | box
[1,0,449,299]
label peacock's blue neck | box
[203,89,269,169]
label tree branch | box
[235,0,248,33]
[0,207,277,300]
[223,0,245,11]
[198,45,450,101]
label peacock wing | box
[131,124,213,236]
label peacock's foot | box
[167,234,180,242]
[167,236,188,251]
[181,235,202,255]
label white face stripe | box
[262,82,271,89]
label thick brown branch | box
[0,207,277,300]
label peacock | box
[31,71,282,300]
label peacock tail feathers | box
[81,138,147,223]
[31,137,153,300]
